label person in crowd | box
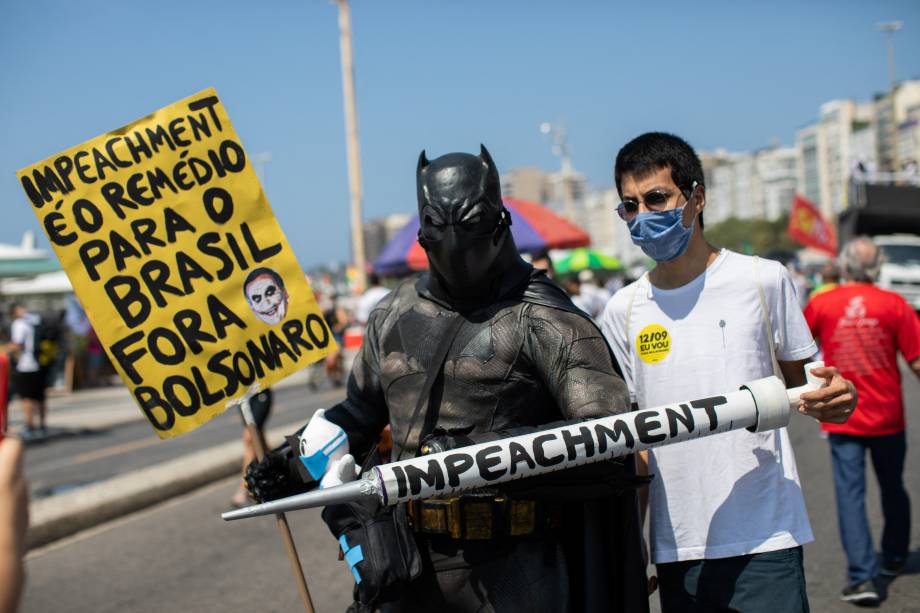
[84,328,105,388]
[810,260,840,299]
[605,273,625,295]
[578,269,611,319]
[0,437,28,613]
[600,132,857,612]
[804,237,920,605]
[355,274,391,326]
[322,300,350,388]
[561,275,593,319]
[788,262,812,308]
[231,388,274,508]
[247,145,647,612]
[8,304,49,438]
[530,248,555,280]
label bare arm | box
[636,448,649,524]
[797,364,857,424]
[911,357,920,381]
[779,358,857,424]
[0,438,28,613]
[778,359,807,387]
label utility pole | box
[877,21,902,176]
[540,121,576,222]
[335,0,366,289]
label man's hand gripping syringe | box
[224,361,851,520]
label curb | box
[12,368,313,434]
[27,423,292,549]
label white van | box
[875,234,920,310]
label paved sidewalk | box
[12,369,315,548]
[27,421,294,548]
[6,368,312,434]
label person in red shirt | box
[805,237,920,605]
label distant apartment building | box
[363,213,411,266]
[698,150,730,224]
[874,80,920,172]
[501,167,647,264]
[501,166,587,223]
[581,188,645,265]
[703,150,753,223]
[757,146,799,220]
[899,117,920,175]
[889,81,920,175]
[500,167,550,203]
[795,99,875,218]
[700,146,797,223]
[794,81,920,218]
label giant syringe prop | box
[223,362,824,521]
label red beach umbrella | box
[374,198,590,275]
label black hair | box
[367,273,381,286]
[614,132,705,228]
[243,267,285,301]
[531,248,551,263]
[562,275,580,291]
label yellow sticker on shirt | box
[636,324,670,364]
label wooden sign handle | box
[238,392,315,613]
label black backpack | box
[32,317,61,368]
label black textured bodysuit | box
[325,270,630,460]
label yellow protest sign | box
[17,88,336,439]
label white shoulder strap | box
[624,272,648,343]
[753,256,783,380]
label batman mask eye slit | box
[422,206,445,226]
[459,201,485,226]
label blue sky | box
[2,0,919,270]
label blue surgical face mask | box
[627,205,695,262]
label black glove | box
[418,425,477,455]
[244,435,313,503]
[322,445,422,608]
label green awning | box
[555,248,622,274]
[0,258,62,278]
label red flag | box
[787,195,838,256]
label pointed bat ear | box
[416,150,431,209]
[479,144,496,171]
[417,150,429,174]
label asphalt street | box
[795,362,920,613]
[21,379,345,500]
[21,477,354,613]
[15,365,920,612]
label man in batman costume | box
[247,145,649,612]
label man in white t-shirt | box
[9,303,48,436]
[355,274,391,326]
[600,132,857,612]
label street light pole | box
[877,21,902,175]
[336,0,367,289]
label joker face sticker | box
[243,267,288,325]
